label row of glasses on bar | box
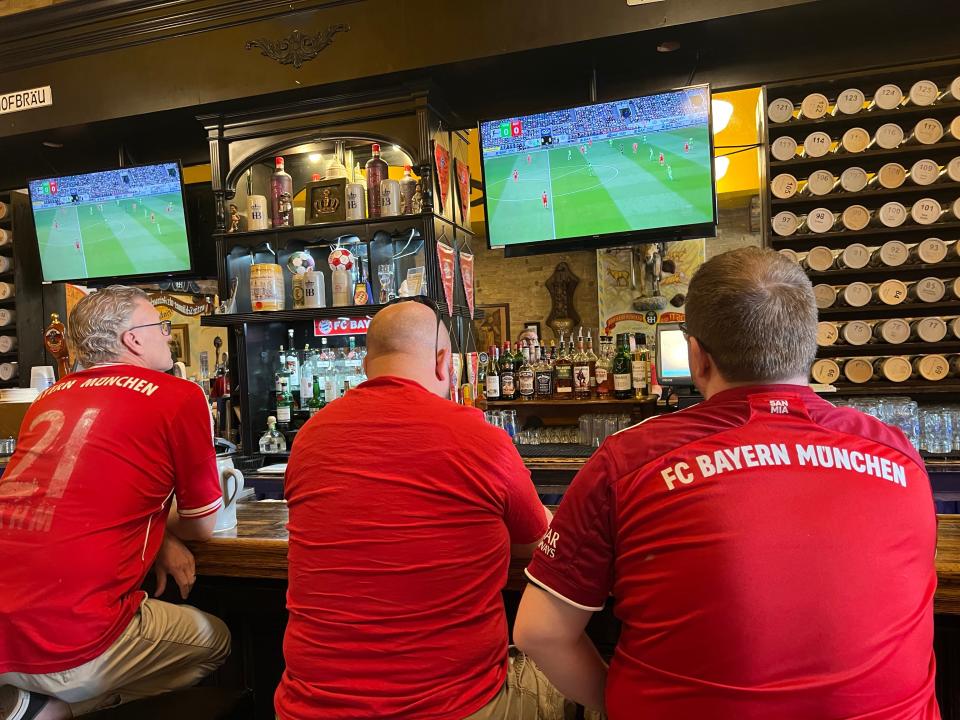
[579,414,633,448]
[834,397,959,454]
[515,426,580,445]
[484,410,518,440]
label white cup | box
[30,365,55,390]
[246,195,269,231]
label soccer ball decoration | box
[328,247,355,272]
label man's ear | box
[687,336,712,385]
[435,346,451,382]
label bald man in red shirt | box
[515,247,939,720]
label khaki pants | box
[0,598,230,716]
[466,648,600,720]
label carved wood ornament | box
[245,24,350,68]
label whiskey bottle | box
[586,331,599,396]
[572,333,591,400]
[595,336,613,398]
[365,143,389,218]
[276,382,293,429]
[534,343,554,399]
[553,334,574,399]
[270,156,293,228]
[518,347,535,400]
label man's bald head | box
[364,301,452,397]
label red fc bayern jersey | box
[276,376,547,720]
[527,384,939,720]
[0,364,221,674]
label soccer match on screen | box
[29,163,191,282]
[480,87,715,247]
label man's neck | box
[701,375,809,401]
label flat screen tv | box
[479,85,717,256]
[28,161,194,283]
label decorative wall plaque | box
[245,24,350,69]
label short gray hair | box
[685,246,817,383]
[68,286,149,366]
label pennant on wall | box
[436,241,456,316]
[458,251,475,319]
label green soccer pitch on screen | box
[479,85,717,256]
[28,162,193,284]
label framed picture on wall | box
[474,303,510,352]
[169,324,191,366]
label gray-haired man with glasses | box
[0,286,230,720]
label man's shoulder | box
[602,400,749,479]
[808,400,923,466]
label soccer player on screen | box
[527,154,532,165]
[632,142,638,154]
[541,191,548,209]
[513,169,519,183]
[659,152,665,166]
[684,142,690,153]
[567,149,572,161]
[667,165,674,181]
[74,240,80,251]
[648,146,655,161]
[150,212,156,224]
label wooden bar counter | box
[189,500,960,614]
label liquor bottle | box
[365,143,389,218]
[594,336,613,398]
[477,351,488,400]
[632,340,648,399]
[612,334,633,400]
[307,376,326,416]
[500,341,517,400]
[276,381,293,429]
[585,331,599,396]
[534,343,554,399]
[485,345,501,400]
[553,334,574,399]
[299,344,316,400]
[518,347,535,400]
[286,330,301,404]
[572,333,591,400]
[399,165,418,215]
[259,416,287,454]
[274,345,289,401]
[270,156,294,228]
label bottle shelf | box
[817,341,960,358]
[201,302,478,327]
[769,140,960,172]
[818,300,960,321]
[215,211,453,244]
[481,397,656,408]
[805,261,960,284]
[771,181,960,208]
[771,221,960,250]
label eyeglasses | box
[679,321,711,354]
[386,295,444,358]
[127,320,172,336]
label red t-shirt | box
[276,376,547,720]
[527,384,939,720]
[0,364,221,674]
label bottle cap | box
[404,164,413,172]
[275,157,284,168]
[311,173,321,182]
[267,415,277,424]
[372,143,381,153]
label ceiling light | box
[308,153,322,163]
[714,155,730,181]
[392,145,401,152]
[711,99,734,134]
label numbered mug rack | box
[762,57,960,395]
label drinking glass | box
[921,406,954,454]
[377,263,396,303]
[882,397,920,450]
[579,415,593,446]
[501,410,518,441]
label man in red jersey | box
[276,297,565,720]
[515,246,939,720]
[0,287,229,720]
